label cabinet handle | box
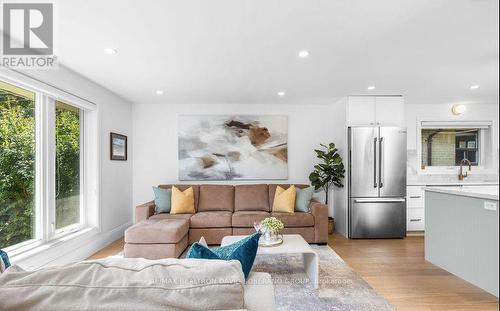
[409,196,422,199]
[410,218,422,222]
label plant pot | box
[328,217,334,235]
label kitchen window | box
[0,75,97,252]
[419,121,493,171]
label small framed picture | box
[110,132,127,161]
[467,141,476,149]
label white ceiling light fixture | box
[298,50,310,58]
[277,91,285,97]
[367,85,376,90]
[470,85,480,90]
[155,90,164,95]
[451,104,466,115]
[104,48,117,55]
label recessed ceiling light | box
[298,50,310,58]
[104,48,117,55]
[277,91,285,97]
[155,90,164,95]
[470,85,480,90]
[367,86,376,90]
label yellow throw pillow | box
[170,186,195,214]
[272,186,296,213]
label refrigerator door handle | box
[379,137,384,188]
[354,198,406,203]
[373,137,378,188]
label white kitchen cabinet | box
[375,96,405,126]
[347,96,405,126]
[407,185,425,208]
[406,186,425,231]
[347,96,376,126]
[407,208,425,231]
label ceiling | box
[52,0,498,105]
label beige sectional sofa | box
[135,184,329,245]
[0,257,275,310]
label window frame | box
[1,70,99,254]
[416,119,494,175]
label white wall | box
[7,66,133,268]
[132,102,339,215]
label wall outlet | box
[483,201,497,211]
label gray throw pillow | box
[152,187,172,213]
[295,186,314,212]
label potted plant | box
[309,143,345,205]
[259,217,284,242]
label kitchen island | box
[425,186,499,297]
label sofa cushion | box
[271,185,296,213]
[187,233,261,279]
[124,219,189,244]
[198,185,234,212]
[159,184,200,210]
[235,184,269,211]
[149,213,192,221]
[295,186,314,212]
[170,186,196,214]
[190,211,232,228]
[0,258,246,311]
[271,212,315,227]
[152,186,171,213]
[268,184,309,208]
[232,211,270,228]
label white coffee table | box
[221,234,319,289]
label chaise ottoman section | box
[124,219,189,259]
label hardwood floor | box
[86,238,124,260]
[88,234,499,310]
[328,233,499,311]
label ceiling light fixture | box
[470,85,480,90]
[104,48,117,55]
[298,50,310,58]
[367,85,376,90]
[277,91,285,97]
[451,104,466,115]
[155,90,164,95]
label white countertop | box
[425,186,499,201]
[411,181,499,186]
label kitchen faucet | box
[458,158,472,181]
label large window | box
[0,76,92,251]
[0,81,36,248]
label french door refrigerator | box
[348,127,407,238]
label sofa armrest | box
[310,200,328,243]
[135,200,155,223]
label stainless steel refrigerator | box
[348,127,407,238]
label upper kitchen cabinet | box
[347,96,405,127]
[375,96,405,126]
[347,96,376,126]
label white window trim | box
[416,118,495,175]
[0,69,100,257]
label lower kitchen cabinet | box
[407,186,426,231]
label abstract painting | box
[178,115,288,180]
